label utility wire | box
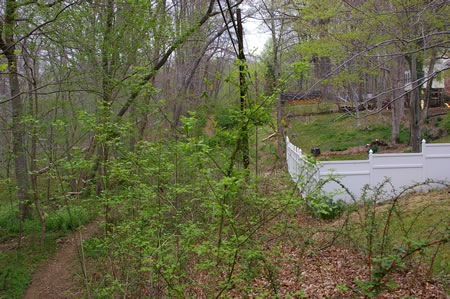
[225,0,239,36]
[216,0,239,57]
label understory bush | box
[84,138,307,297]
[340,180,450,297]
[0,205,90,240]
[214,106,239,129]
[45,206,90,232]
[307,196,346,220]
[288,157,346,220]
[80,87,315,297]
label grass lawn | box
[284,102,337,115]
[318,153,369,161]
[286,106,450,157]
[433,134,450,143]
[287,111,409,153]
[391,190,450,278]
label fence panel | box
[319,160,370,202]
[424,143,450,182]
[371,153,424,188]
[285,137,320,197]
[285,138,450,203]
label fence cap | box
[422,139,426,144]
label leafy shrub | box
[83,237,107,258]
[45,207,90,232]
[305,195,346,220]
[215,106,239,129]
[82,91,297,297]
[0,205,90,240]
[0,208,19,238]
[368,145,379,153]
[0,255,31,298]
[0,208,40,239]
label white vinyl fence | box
[286,137,450,202]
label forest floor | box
[223,187,449,298]
[15,182,449,298]
[22,220,100,299]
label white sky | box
[243,17,271,55]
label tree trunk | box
[391,57,405,144]
[408,54,421,152]
[269,0,284,161]
[96,0,115,195]
[27,66,46,240]
[237,9,249,169]
[422,49,437,119]
[7,52,32,219]
[2,0,32,219]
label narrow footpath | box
[23,221,99,299]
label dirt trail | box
[204,114,215,137]
[23,220,99,299]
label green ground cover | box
[287,112,409,153]
[286,107,450,158]
[284,102,337,115]
[318,153,368,161]
[0,199,94,298]
[434,135,450,143]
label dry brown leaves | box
[226,243,448,298]
[222,207,449,299]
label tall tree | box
[0,0,32,219]
[284,0,449,151]
[255,0,288,160]
[0,0,75,218]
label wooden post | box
[236,8,249,169]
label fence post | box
[422,139,426,181]
[286,136,289,174]
[286,136,290,162]
[369,149,374,185]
